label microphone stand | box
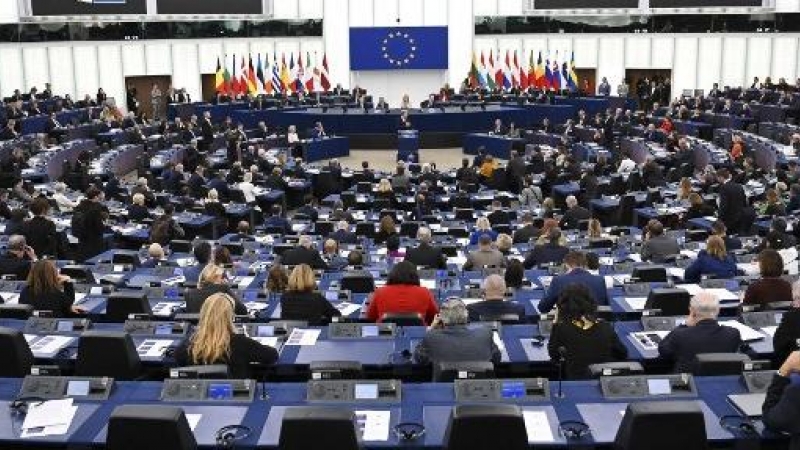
[556,347,566,399]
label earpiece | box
[719,415,758,436]
[393,422,425,441]
[558,420,591,440]
[214,424,251,449]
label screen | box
[501,381,526,399]
[361,325,379,338]
[157,0,263,14]
[350,27,449,71]
[207,383,234,400]
[533,0,639,7]
[155,323,172,335]
[66,380,91,397]
[325,291,339,301]
[30,0,147,15]
[257,326,275,337]
[369,271,380,279]
[56,321,74,332]
[354,383,379,400]
[651,0,761,6]
[647,379,672,395]
[90,287,103,295]
[164,288,179,299]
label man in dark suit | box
[763,351,800,450]
[489,119,506,135]
[295,197,319,222]
[658,290,742,373]
[414,298,501,366]
[254,121,271,140]
[404,227,447,269]
[199,111,214,147]
[264,205,291,234]
[486,201,510,225]
[559,195,591,230]
[506,150,526,194]
[207,172,230,201]
[0,235,36,280]
[523,228,569,269]
[512,213,540,244]
[467,275,525,322]
[280,235,328,270]
[328,221,358,245]
[717,168,747,233]
[0,120,19,141]
[538,251,608,313]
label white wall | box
[474,33,800,99]
[0,37,323,110]
[0,1,19,24]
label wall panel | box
[348,0,373,27]
[423,0,448,26]
[472,0,497,16]
[97,45,124,109]
[497,0,523,15]
[650,36,674,69]
[572,37,597,67]
[298,0,324,19]
[48,45,75,98]
[746,37,772,83]
[598,37,625,93]
[22,47,49,92]
[399,0,424,26]
[121,44,146,76]
[273,0,299,19]
[721,36,747,88]
[448,0,473,85]
[0,48,23,97]
[697,37,722,92]
[198,41,224,74]
[145,43,172,75]
[373,0,399,26]
[624,36,650,68]
[672,37,698,97]
[171,43,200,100]
[772,37,797,82]
[72,46,99,99]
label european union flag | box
[350,27,448,71]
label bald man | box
[466,275,526,322]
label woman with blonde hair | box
[176,293,278,378]
[376,178,393,194]
[185,264,248,315]
[496,233,513,255]
[374,214,398,244]
[469,216,499,245]
[19,260,83,318]
[280,264,341,325]
[587,218,604,239]
[677,177,692,201]
[683,235,738,283]
[537,218,566,245]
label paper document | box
[420,279,437,289]
[761,326,778,338]
[245,302,269,311]
[678,284,703,296]
[28,335,76,358]
[185,414,202,431]
[624,297,648,311]
[355,410,391,441]
[152,302,179,317]
[252,337,280,348]
[0,292,19,304]
[335,302,362,316]
[523,410,555,443]
[492,332,506,352]
[20,398,77,438]
[231,276,255,288]
[284,328,321,346]
[538,276,553,289]
[461,298,483,306]
[704,288,739,301]
[136,339,174,358]
[667,268,685,279]
[720,321,764,342]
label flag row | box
[215,52,332,96]
[468,50,580,92]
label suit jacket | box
[413,325,501,365]
[657,319,742,373]
[467,300,526,322]
[487,210,511,225]
[763,374,800,450]
[538,268,609,313]
[463,248,506,271]
[22,217,58,258]
[559,206,591,229]
[280,247,328,270]
[19,283,75,318]
[404,243,447,269]
[523,243,568,269]
[773,309,800,365]
[718,180,747,229]
[512,225,540,244]
[328,229,358,245]
[280,291,341,325]
[0,253,32,280]
[640,235,680,263]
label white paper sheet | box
[21,398,76,436]
[420,279,437,289]
[761,326,778,338]
[0,292,19,304]
[185,414,202,431]
[461,298,483,306]
[678,284,703,296]
[231,276,255,288]
[284,328,321,346]
[28,335,76,357]
[245,302,269,311]
[624,297,648,311]
[720,321,765,342]
[667,268,686,279]
[136,339,175,358]
[523,410,555,443]
[355,410,391,441]
[252,337,280,348]
[335,302,362,316]
[492,331,506,352]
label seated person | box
[711,220,741,252]
[0,234,36,280]
[757,218,797,251]
[466,275,525,322]
[280,264,341,325]
[684,193,715,220]
[640,219,680,263]
[176,293,278,378]
[19,260,84,318]
[683,236,738,283]
[373,215,398,245]
[404,227,446,269]
[279,235,328,270]
[413,298,501,365]
[762,351,800,449]
[183,241,211,284]
[559,195,591,230]
[366,261,438,324]
[773,281,800,365]
[742,249,793,306]
[504,259,526,290]
[486,200,510,225]
[228,221,252,242]
[264,205,291,234]
[185,264,248,315]
[538,250,609,313]
[512,213,540,244]
[150,204,185,246]
[322,239,348,270]
[52,182,78,213]
[328,220,358,244]
[265,264,289,295]
[463,234,506,270]
[140,243,166,268]
[523,227,569,269]
[658,290,742,373]
[548,285,628,379]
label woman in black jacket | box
[127,193,151,223]
[176,293,278,378]
[548,284,627,380]
[773,281,800,366]
[185,264,248,315]
[280,264,341,325]
[19,260,84,317]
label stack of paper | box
[720,321,764,342]
[136,339,175,358]
[523,410,555,443]
[335,302,362,316]
[704,288,739,301]
[355,410,391,441]
[252,337,280,348]
[624,297,648,311]
[20,398,77,438]
[761,326,778,338]
[284,329,321,346]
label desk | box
[21,139,97,182]
[397,130,420,161]
[462,133,526,159]
[302,136,350,163]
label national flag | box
[222,56,232,95]
[544,53,553,90]
[494,50,504,90]
[305,52,315,92]
[486,49,496,90]
[262,54,273,94]
[533,51,545,89]
[320,53,331,92]
[256,54,265,93]
[247,54,258,94]
[215,57,225,93]
[511,51,520,88]
[295,52,305,94]
[271,52,282,94]
[568,51,580,91]
[518,51,528,90]
[231,54,239,95]
[238,56,247,95]
[502,50,512,90]
[468,52,480,89]
[280,53,292,93]
[551,51,561,91]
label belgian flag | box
[215,57,225,93]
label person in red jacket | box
[366,261,439,325]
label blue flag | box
[350,27,448,70]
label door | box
[200,74,217,103]
[625,69,672,107]
[125,75,172,120]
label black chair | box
[355,222,375,238]
[614,401,707,450]
[615,194,637,226]
[75,331,142,380]
[309,361,364,380]
[434,361,495,382]
[314,221,334,237]
[107,405,197,450]
[0,303,33,319]
[478,313,520,324]
[693,353,751,376]
[106,292,152,322]
[632,266,668,283]
[380,312,423,326]
[0,326,34,377]
[454,208,474,221]
[399,221,420,238]
[444,404,527,450]
[279,407,359,450]
[339,273,375,294]
[588,361,644,378]
[59,265,96,283]
[169,240,193,253]
[644,288,692,316]
[112,252,141,267]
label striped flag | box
[271,53,283,94]
[320,53,331,92]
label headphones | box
[214,424,252,449]
[393,422,425,441]
[558,420,591,440]
[9,397,45,417]
[719,415,758,436]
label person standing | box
[150,83,163,121]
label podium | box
[398,130,419,162]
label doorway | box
[200,74,217,102]
[125,75,172,120]
[625,69,672,108]
[575,68,595,95]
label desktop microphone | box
[556,346,567,399]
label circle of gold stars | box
[381,32,417,67]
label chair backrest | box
[339,274,375,294]
[588,362,645,378]
[314,221,334,237]
[107,405,197,450]
[169,240,193,254]
[112,252,140,267]
[0,326,34,377]
[632,266,667,283]
[614,401,707,450]
[380,312,423,326]
[399,221,420,238]
[278,407,359,450]
[355,222,375,237]
[644,288,691,316]
[434,361,495,382]
[308,361,364,380]
[106,292,152,322]
[75,331,142,380]
[0,304,34,319]
[444,404,528,450]
[692,353,750,376]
